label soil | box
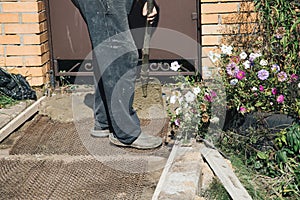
[0,81,172,199]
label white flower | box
[193,87,201,95]
[170,61,181,71]
[260,59,268,66]
[178,97,184,104]
[251,87,258,91]
[270,102,273,106]
[221,45,233,55]
[170,95,177,104]
[175,107,181,115]
[208,51,221,63]
[239,52,247,59]
[184,91,196,102]
[243,60,251,69]
[249,52,262,60]
[298,82,300,88]
[230,79,238,85]
[210,116,220,124]
[183,102,189,108]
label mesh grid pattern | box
[4,115,170,199]
[0,157,145,200]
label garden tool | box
[140,0,154,97]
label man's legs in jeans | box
[72,0,162,148]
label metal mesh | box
[6,115,170,199]
[0,156,146,200]
[10,115,170,157]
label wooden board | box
[0,96,46,142]
[201,146,253,200]
[152,141,180,200]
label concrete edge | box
[152,140,204,200]
[0,96,46,142]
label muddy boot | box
[91,128,110,138]
[109,132,162,149]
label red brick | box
[24,51,49,66]
[22,11,46,23]
[0,46,5,55]
[2,2,42,12]
[26,76,46,86]
[0,13,19,23]
[5,56,23,66]
[4,24,41,34]
[202,14,219,24]
[0,35,20,44]
[201,3,240,14]
[202,35,220,46]
[0,57,5,66]
[6,45,42,56]
[202,25,224,35]
[6,65,48,77]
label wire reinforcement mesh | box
[1,115,170,199]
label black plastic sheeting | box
[0,68,37,100]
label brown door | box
[150,0,198,60]
[46,0,199,76]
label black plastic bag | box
[0,68,37,100]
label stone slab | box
[153,141,203,200]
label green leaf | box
[255,102,263,107]
[257,151,268,160]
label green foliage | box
[166,74,217,141]
[203,1,300,199]
[255,123,300,197]
[202,178,231,200]
[0,93,16,108]
[253,0,300,79]
[211,0,300,118]
[211,45,299,118]
[219,123,300,199]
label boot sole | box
[91,129,110,138]
[109,134,162,150]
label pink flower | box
[271,88,277,95]
[291,74,298,82]
[236,70,246,80]
[211,90,217,98]
[175,119,180,126]
[230,56,240,63]
[259,85,264,91]
[239,107,247,114]
[277,95,284,103]
[277,71,287,82]
[204,94,212,102]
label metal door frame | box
[44,0,202,86]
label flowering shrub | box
[166,62,220,141]
[210,45,300,118]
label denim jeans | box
[72,0,141,144]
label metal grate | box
[10,115,170,157]
[0,156,146,200]
[4,115,171,199]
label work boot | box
[91,128,110,138]
[109,132,162,149]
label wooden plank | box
[0,96,46,142]
[152,141,180,200]
[152,141,203,200]
[201,146,253,200]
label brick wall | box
[0,0,255,85]
[0,0,49,86]
[200,0,256,79]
